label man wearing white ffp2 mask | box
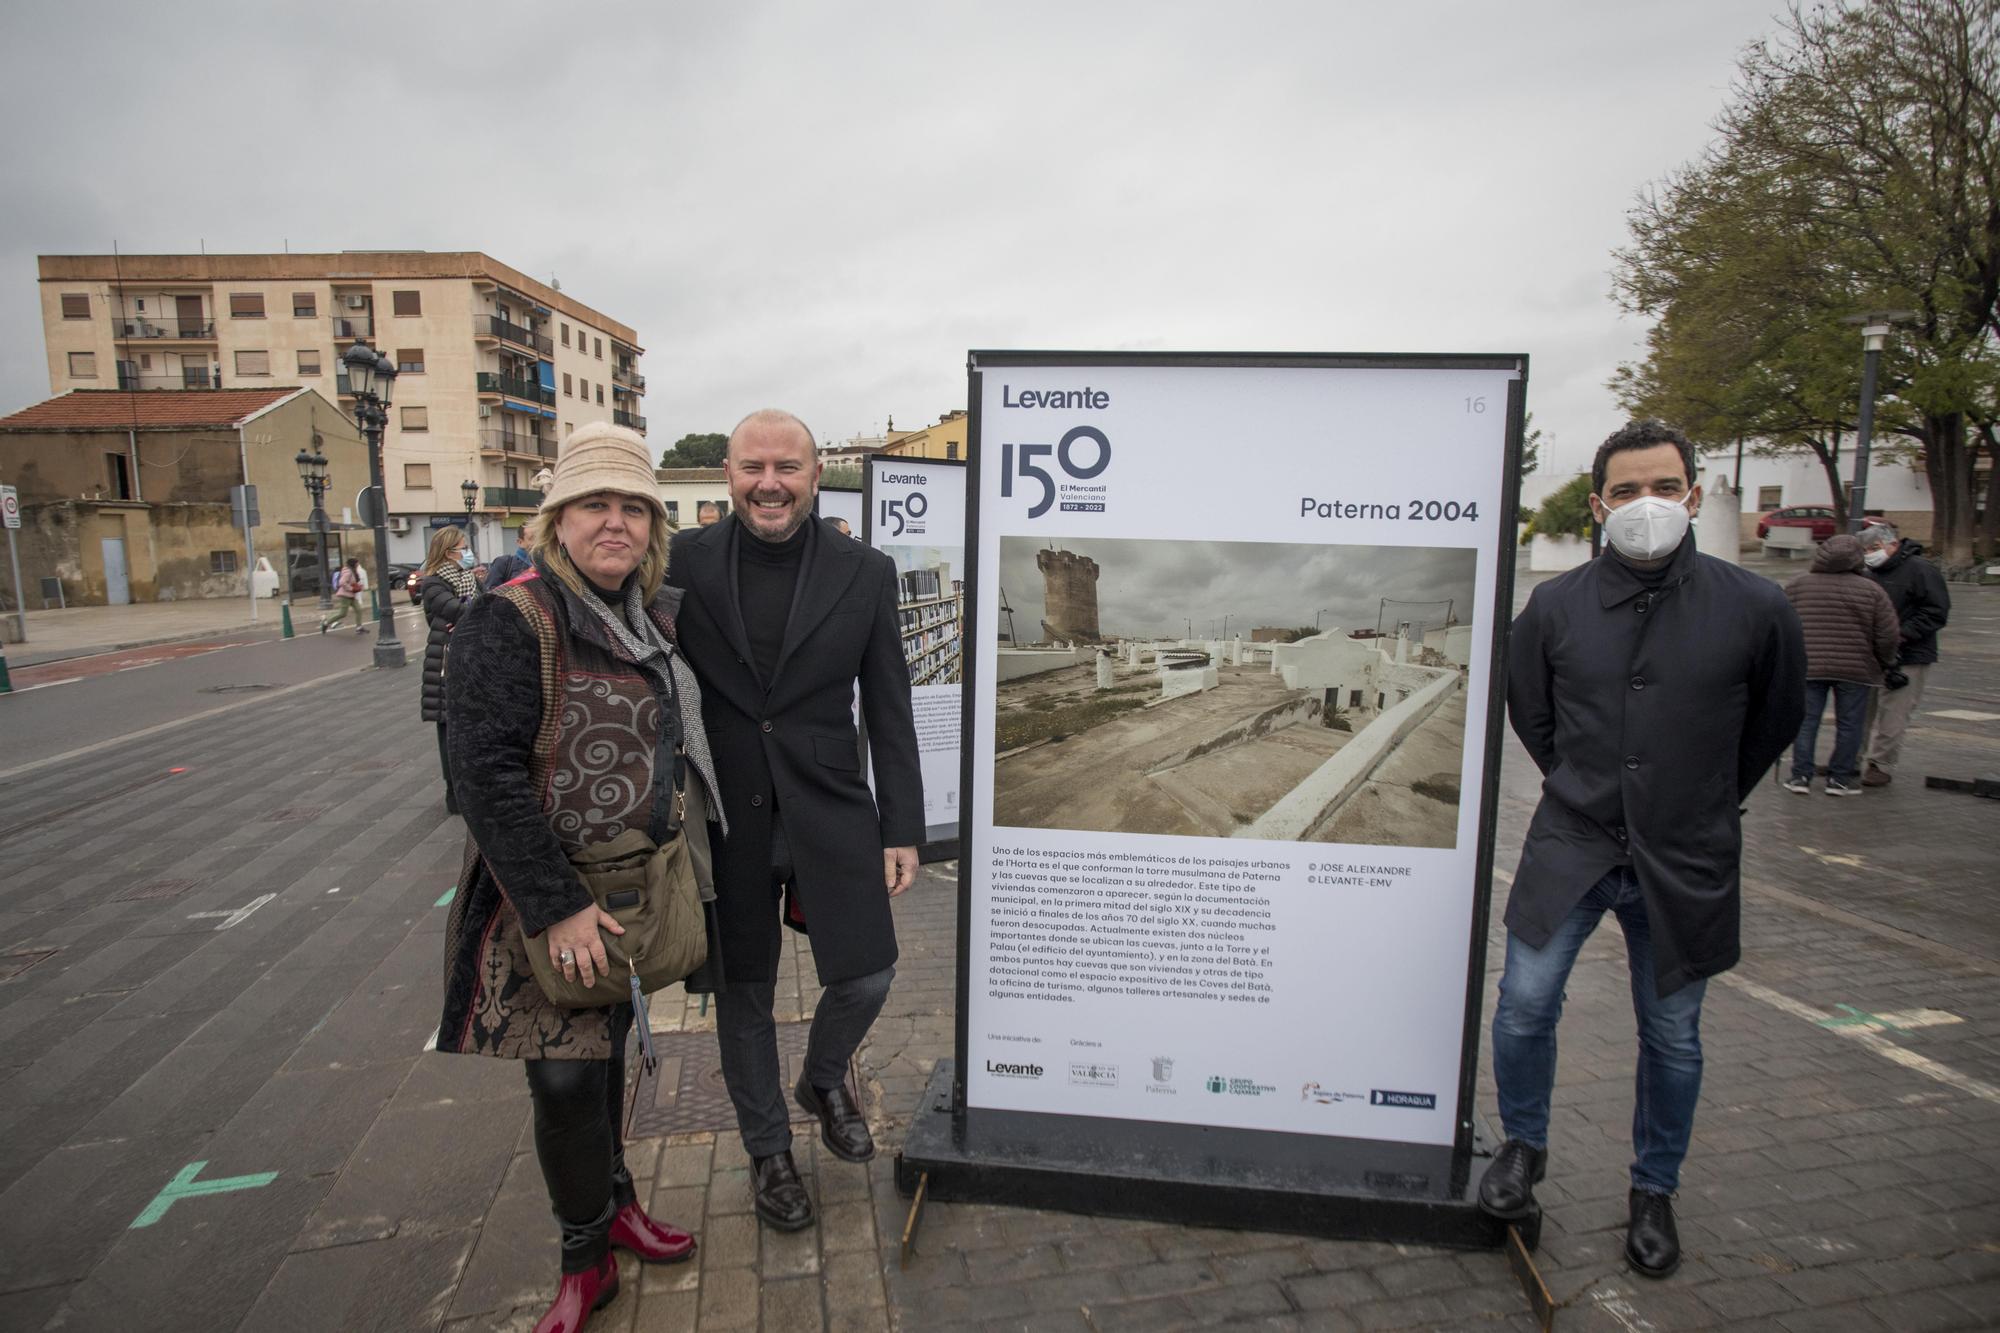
[1485,419,1805,1284]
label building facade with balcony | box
[36,251,646,562]
[878,409,968,461]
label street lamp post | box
[1846,321,1891,535]
[294,443,333,611]
[460,478,479,556]
[342,340,407,669]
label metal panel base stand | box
[895,1061,1534,1253]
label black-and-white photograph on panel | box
[992,537,1477,847]
[965,354,1521,1148]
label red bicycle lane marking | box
[10,638,263,688]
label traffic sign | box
[356,485,386,527]
[1,483,18,529]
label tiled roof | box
[0,388,301,432]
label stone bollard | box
[1096,651,1115,690]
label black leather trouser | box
[523,1007,637,1272]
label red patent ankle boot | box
[609,1201,696,1263]
[532,1253,618,1333]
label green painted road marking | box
[1820,1003,1898,1031]
[435,886,456,906]
[130,1160,278,1228]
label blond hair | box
[533,496,669,604]
[421,525,466,575]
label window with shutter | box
[395,348,424,373]
[392,290,421,317]
[61,293,90,319]
[68,352,97,378]
[235,350,270,376]
[297,350,321,375]
[293,292,317,317]
[401,406,429,431]
[229,293,266,318]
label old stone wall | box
[1037,547,1100,641]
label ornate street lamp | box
[1842,310,1914,535]
[342,341,406,668]
[461,477,479,556]
[294,441,333,610]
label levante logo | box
[985,1060,1044,1079]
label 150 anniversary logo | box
[998,385,1113,519]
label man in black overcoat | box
[1479,421,1805,1279]
[667,408,923,1231]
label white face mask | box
[1602,494,1691,561]
[1863,547,1891,568]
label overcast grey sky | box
[0,1,1776,479]
[1000,537,1476,640]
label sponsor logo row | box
[983,1059,1434,1110]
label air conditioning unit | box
[387,516,411,534]
[477,405,492,419]
[344,295,368,310]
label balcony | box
[484,486,546,510]
[112,317,215,341]
[330,314,374,340]
[613,410,647,433]
[479,429,558,460]
[115,367,216,390]
[611,364,646,392]
[474,315,554,355]
[476,371,556,405]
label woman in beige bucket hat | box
[436,424,726,1332]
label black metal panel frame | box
[936,350,1528,1240]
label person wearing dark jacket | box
[1480,421,1806,1281]
[1856,523,1950,786]
[418,525,478,814]
[666,408,923,1233]
[1782,534,1900,796]
[440,425,719,1333]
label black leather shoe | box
[1626,1189,1681,1278]
[794,1074,875,1163]
[1477,1139,1547,1220]
[751,1150,813,1231]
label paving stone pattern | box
[0,569,1993,1330]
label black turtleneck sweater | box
[736,520,808,684]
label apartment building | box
[878,409,967,461]
[37,252,647,561]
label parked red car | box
[1756,506,1883,541]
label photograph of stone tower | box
[1036,546,1101,642]
[992,536,1478,849]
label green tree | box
[1521,474,1595,545]
[1613,0,2000,563]
[1519,411,1543,475]
[658,432,727,469]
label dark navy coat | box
[1505,536,1806,996]
[667,514,923,985]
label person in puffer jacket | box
[1781,533,1899,795]
[418,525,478,814]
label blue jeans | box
[1492,865,1707,1193]
[1792,680,1872,783]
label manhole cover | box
[0,950,57,982]
[627,1021,855,1139]
[200,684,273,694]
[116,878,199,902]
[265,805,328,823]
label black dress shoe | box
[1626,1188,1681,1278]
[751,1150,813,1231]
[1477,1139,1547,1219]
[794,1074,875,1163]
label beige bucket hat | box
[539,423,664,517]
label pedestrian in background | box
[1782,534,1900,796]
[319,558,368,633]
[482,527,534,589]
[418,526,477,816]
[1857,522,1951,786]
[1484,420,1805,1280]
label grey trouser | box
[713,965,893,1157]
[1865,662,1931,772]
